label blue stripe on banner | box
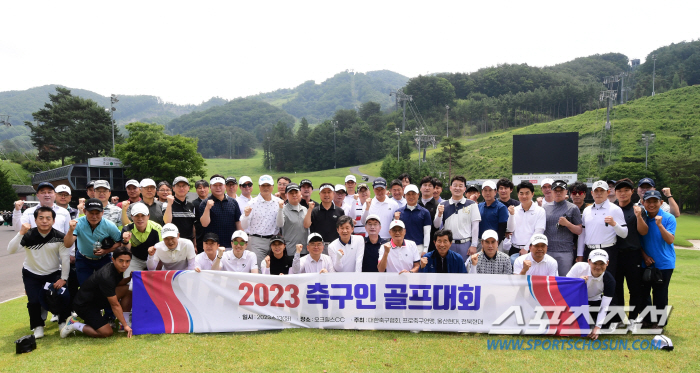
[132,271,166,335]
[555,276,591,331]
[527,276,535,299]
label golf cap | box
[335,184,347,193]
[239,176,253,185]
[125,179,140,188]
[551,180,568,190]
[258,175,274,186]
[307,232,324,244]
[131,203,150,216]
[389,220,405,230]
[209,176,225,185]
[541,178,554,187]
[345,175,357,183]
[638,177,655,188]
[36,182,55,192]
[319,184,334,192]
[466,184,479,193]
[202,232,219,242]
[140,178,156,188]
[607,180,617,186]
[643,190,663,201]
[651,335,674,351]
[373,177,387,189]
[588,249,609,263]
[270,235,285,245]
[481,229,498,241]
[93,180,110,190]
[173,176,189,186]
[365,214,381,223]
[300,179,313,188]
[285,183,300,193]
[404,184,419,195]
[592,180,608,191]
[530,234,548,246]
[85,198,104,212]
[55,185,71,195]
[225,177,238,185]
[231,230,249,242]
[615,179,635,190]
[162,223,179,238]
[482,180,497,190]
[86,181,95,189]
[358,183,369,191]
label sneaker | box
[50,314,59,322]
[60,316,77,338]
[58,322,66,331]
[33,326,44,339]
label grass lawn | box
[2,250,699,372]
[675,214,700,247]
[0,160,32,185]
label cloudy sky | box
[2,0,697,105]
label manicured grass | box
[2,250,699,372]
[0,160,32,185]
[675,213,700,247]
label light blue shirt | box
[641,209,676,270]
[72,216,122,259]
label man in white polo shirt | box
[328,215,364,272]
[378,220,420,273]
[577,180,628,277]
[292,233,340,273]
[567,249,616,340]
[513,234,559,276]
[361,178,400,240]
[146,223,196,270]
[236,176,254,213]
[334,184,353,216]
[537,178,555,207]
[433,175,481,258]
[241,175,282,267]
[510,181,546,258]
[194,233,224,272]
[219,230,258,273]
[344,175,358,206]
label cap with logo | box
[643,190,663,201]
[125,179,140,188]
[319,184,334,192]
[638,177,655,188]
[173,176,190,186]
[389,220,405,230]
[358,183,368,191]
[93,180,111,190]
[225,177,238,185]
[541,178,554,187]
[592,180,608,191]
[365,214,381,223]
[131,203,150,216]
[231,230,249,242]
[373,177,387,189]
[530,234,548,246]
[202,232,219,242]
[239,176,253,185]
[55,185,71,195]
[270,235,285,245]
[588,249,609,263]
[258,175,274,186]
[551,180,568,190]
[466,184,479,193]
[162,223,180,238]
[300,179,313,188]
[404,184,419,195]
[481,229,498,241]
[285,183,300,194]
[345,175,357,183]
[85,198,104,212]
[307,232,324,243]
[210,176,225,185]
[482,180,497,190]
[335,184,347,193]
[37,182,55,192]
[140,178,156,188]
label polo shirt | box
[393,197,406,208]
[277,203,309,256]
[169,197,196,241]
[72,216,122,259]
[363,197,400,238]
[511,201,546,248]
[147,238,196,270]
[127,200,165,226]
[310,203,345,243]
[419,250,468,273]
[194,252,217,271]
[300,199,318,210]
[236,194,253,211]
[14,203,71,234]
[513,253,559,276]
[640,209,676,270]
[291,251,338,274]
[8,228,70,278]
[466,250,513,274]
[499,198,521,207]
[242,195,282,236]
[543,200,583,253]
[220,250,258,273]
[435,197,481,246]
[73,263,123,309]
[478,199,509,238]
[578,200,628,256]
[193,196,206,251]
[197,195,242,248]
[122,220,162,261]
[266,253,293,275]
[419,198,439,252]
[635,201,672,214]
[378,239,420,273]
[362,236,385,272]
[396,204,432,248]
[328,235,364,272]
[566,262,616,301]
[614,201,642,251]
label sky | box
[2,0,698,105]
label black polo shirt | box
[73,263,123,309]
[170,197,196,241]
[614,201,642,252]
[193,196,205,252]
[310,202,344,242]
[269,253,294,275]
[362,236,386,272]
[499,198,521,207]
[419,198,438,252]
[300,199,318,209]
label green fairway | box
[2,250,699,372]
[675,214,700,247]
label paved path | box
[686,240,700,250]
[349,166,377,182]
[0,225,27,302]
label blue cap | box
[643,190,663,201]
[638,178,655,188]
[36,182,55,192]
[373,177,387,189]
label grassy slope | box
[0,160,32,185]
[1,249,698,372]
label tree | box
[0,170,18,210]
[404,75,456,112]
[296,118,312,169]
[434,136,466,181]
[601,162,655,185]
[358,101,381,121]
[116,122,206,182]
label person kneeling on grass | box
[566,249,616,340]
[291,233,340,273]
[218,230,258,273]
[61,247,133,338]
[261,235,293,275]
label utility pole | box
[267,135,272,171]
[642,133,655,169]
[600,75,619,130]
[331,120,338,169]
[0,115,10,127]
[414,127,437,175]
[445,105,450,137]
[652,54,657,96]
[390,89,413,132]
[395,128,402,161]
[110,94,118,154]
[229,132,233,159]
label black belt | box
[250,234,273,239]
[453,238,470,244]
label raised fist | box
[365,199,371,209]
[536,197,543,206]
[508,205,515,216]
[337,249,344,256]
[437,204,444,216]
[217,247,225,257]
[522,260,532,272]
[121,200,130,209]
[244,206,252,217]
[278,200,284,209]
[296,244,303,253]
[558,216,569,227]
[309,201,316,210]
[122,231,132,243]
[655,215,663,226]
[354,194,359,201]
[14,200,24,211]
[604,216,616,226]
[470,253,479,266]
[20,223,31,235]
[166,195,175,204]
[420,257,428,268]
[69,220,78,230]
[662,187,671,197]
[264,255,270,267]
[633,205,642,217]
[383,242,391,252]
[148,246,156,256]
[206,199,215,209]
[394,212,401,220]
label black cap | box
[285,183,300,194]
[607,180,616,185]
[551,180,568,190]
[373,177,387,188]
[300,179,313,188]
[643,190,663,201]
[202,232,219,242]
[85,198,104,212]
[225,177,237,185]
[270,235,285,246]
[86,181,95,189]
[36,182,55,192]
[614,180,634,190]
[466,184,479,192]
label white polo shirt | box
[241,195,282,236]
[363,197,400,238]
[328,235,365,272]
[291,251,338,274]
[511,201,546,247]
[393,197,406,208]
[378,239,420,273]
[566,262,613,301]
[148,238,197,270]
[14,203,74,254]
[513,253,559,276]
[220,250,258,273]
[578,200,628,256]
[194,252,217,271]
[236,194,253,210]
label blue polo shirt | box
[641,209,676,270]
[197,195,242,248]
[478,200,509,238]
[72,216,122,259]
[397,204,432,246]
[419,250,467,273]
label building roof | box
[12,184,36,195]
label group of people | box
[9,172,677,341]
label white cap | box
[592,180,608,191]
[530,234,548,246]
[345,175,357,183]
[259,175,274,186]
[541,178,554,187]
[173,176,189,186]
[231,230,249,242]
[482,180,497,190]
[365,214,381,223]
[404,184,419,195]
[140,178,156,188]
[389,220,405,230]
[210,177,225,185]
[335,184,346,193]
[651,335,674,351]
[307,232,324,243]
[93,180,111,190]
[481,229,498,241]
[125,179,140,188]
[588,249,609,263]
[162,223,179,238]
[319,184,334,192]
[131,203,150,216]
[239,176,252,185]
[55,185,71,195]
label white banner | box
[512,174,578,185]
[132,271,589,335]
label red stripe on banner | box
[545,277,581,336]
[141,271,190,334]
[530,276,556,333]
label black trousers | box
[614,249,644,320]
[67,262,79,312]
[640,268,674,325]
[22,268,71,330]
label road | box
[349,166,377,182]
[0,225,26,302]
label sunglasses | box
[232,240,247,246]
[571,191,586,196]
[241,183,253,188]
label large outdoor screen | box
[512,132,578,173]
